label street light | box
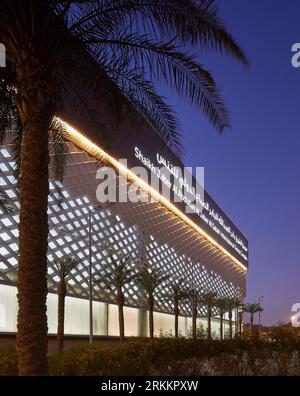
[88,208,94,344]
[88,205,109,344]
[57,204,105,344]
[87,203,114,343]
[258,295,264,336]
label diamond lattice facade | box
[0,119,248,337]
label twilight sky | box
[162,0,300,325]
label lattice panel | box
[0,144,245,318]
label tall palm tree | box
[200,291,217,340]
[0,0,247,375]
[136,265,169,339]
[53,257,80,351]
[94,249,136,343]
[215,297,227,340]
[189,288,202,340]
[243,302,263,337]
[166,278,189,338]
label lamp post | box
[258,295,264,336]
[88,208,94,344]
[87,204,112,344]
[87,206,106,344]
[234,288,242,337]
[234,296,238,337]
[57,205,103,345]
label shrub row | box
[1,337,300,376]
[0,346,18,376]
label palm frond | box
[0,0,248,184]
[54,256,80,279]
[163,277,189,303]
[89,34,231,132]
[94,248,136,292]
[104,65,182,152]
[136,265,169,294]
[68,0,248,66]
[49,117,69,182]
[0,189,15,214]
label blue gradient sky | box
[163,0,300,325]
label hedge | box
[1,337,300,376]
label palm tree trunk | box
[174,300,179,339]
[149,297,154,339]
[16,62,53,375]
[118,304,125,342]
[250,313,254,337]
[192,302,197,340]
[57,279,66,351]
[238,312,243,338]
[117,292,125,343]
[235,306,239,337]
[207,305,212,340]
[220,310,223,340]
[229,311,233,340]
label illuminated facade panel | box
[0,136,246,335]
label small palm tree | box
[215,297,227,340]
[200,291,217,340]
[189,288,202,340]
[166,279,189,339]
[136,265,169,339]
[94,249,136,343]
[243,302,264,337]
[53,257,80,351]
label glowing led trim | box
[62,119,248,272]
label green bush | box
[49,342,151,376]
[269,325,300,349]
[1,335,300,376]
[0,346,18,376]
[47,339,253,376]
[0,339,269,376]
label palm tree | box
[94,249,136,343]
[166,279,189,338]
[136,265,169,338]
[0,1,247,374]
[53,257,80,351]
[200,291,217,340]
[215,297,227,340]
[243,303,264,337]
[189,288,202,340]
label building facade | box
[0,116,248,338]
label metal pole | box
[89,209,93,344]
[258,297,260,336]
[234,296,238,337]
[258,296,263,337]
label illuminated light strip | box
[62,119,248,272]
